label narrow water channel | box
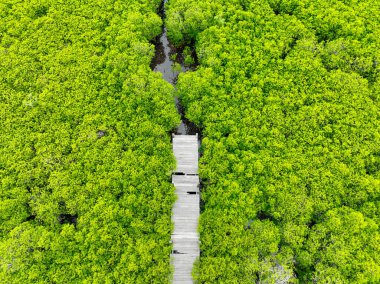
[150,0,199,136]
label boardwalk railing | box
[171,134,200,283]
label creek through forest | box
[150,0,200,136]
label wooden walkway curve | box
[171,134,200,283]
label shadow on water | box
[150,0,200,137]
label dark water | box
[150,1,200,136]
[151,28,190,85]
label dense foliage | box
[167,0,380,282]
[0,0,180,282]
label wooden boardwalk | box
[171,134,200,283]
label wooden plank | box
[173,135,198,175]
[172,175,199,185]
